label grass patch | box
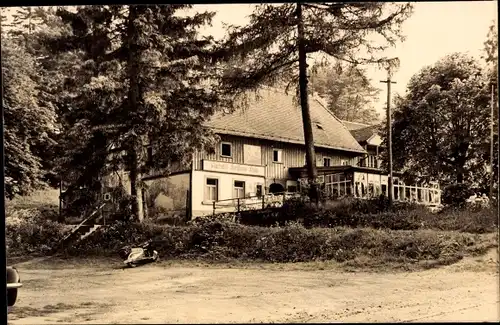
[235,198,498,233]
[6,188,60,209]
[6,210,68,258]
[6,194,497,271]
[60,220,497,270]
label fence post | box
[213,201,216,216]
[262,195,265,209]
[237,198,240,213]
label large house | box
[102,87,441,220]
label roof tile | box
[205,88,366,154]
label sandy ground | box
[7,249,499,324]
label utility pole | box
[490,83,496,200]
[381,69,396,206]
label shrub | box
[6,208,68,256]
[442,184,474,208]
[232,197,498,234]
[61,219,496,269]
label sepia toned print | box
[3,2,498,323]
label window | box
[323,157,331,167]
[146,146,153,165]
[205,178,218,201]
[367,156,373,168]
[221,142,232,157]
[256,185,263,197]
[287,185,297,193]
[233,181,245,199]
[341,159,348,166]
[273,149,282,163]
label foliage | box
[220,3,412,94]
[2,36,57,199]
[7,197,496,269]
[441,183,474,208]
[231,197,497,234]
[217,3,412,193]
[2,7,71,195]
[45,5,233,220]
[482,21,499,197]
[6,208,68,256]
[8,7,48,35]
[483,21,498,87]
[309,62,381,124]
[385,53,493,186]
[61,219,496,269]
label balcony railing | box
[210,182,442,216]
[211,192,304,215]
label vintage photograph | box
[2,1,499,323]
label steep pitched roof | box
[341,120,384,144]
[350,125,379,143]
[205,88,366,154]
[341,120,373,131]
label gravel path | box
[7,248,499,324]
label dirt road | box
[8,249,499,324]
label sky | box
[2,2,497,119]
[194,1,498,118]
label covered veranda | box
[288,165,441,207]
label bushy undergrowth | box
[236,198,498,233]
[442,183,474,208]
[61,219,497,268]
[6,208,68,256]
[6,195,497,269]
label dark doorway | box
[269,183,285,194]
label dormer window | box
[315,122,323,130]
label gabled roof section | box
[341,120,373,131]
[341,120,384,145]
[350,125,380,144]
[205,88,366,154]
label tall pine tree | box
[3,7,69,190]
[218,2,412,200]
[49,5,230,221]
[1,7,66,199]
[2,36,57,198]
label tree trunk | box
[297,2,318,204]
[126,6,144,222]
[128,147,144,222]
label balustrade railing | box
[210,182,441,216]
[211,192,304,215]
